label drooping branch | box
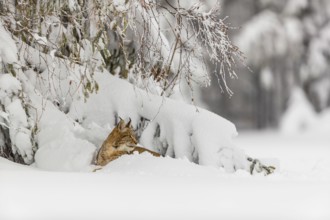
[121,0,245,96]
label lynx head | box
[110,118,137,147]
[96,118,138,166]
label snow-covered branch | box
[0,0,266,175]
[120,0,244,96]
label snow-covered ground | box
[0,131,329,220]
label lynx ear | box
[117,118,126,130]
[126,118,132,128]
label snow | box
[284,0,308,15]
[6,99,33,160]
[68,0,78,11]
[317,109,330,133]
[308,23,330,78]
[26,87,96,171]
[1,131,329,220]
[284,17,303,45]
[310,78,330,110]
[35,126,96,171]
[0,75,33,163]
[260,67,273,90]
[0,23,17,64]
[280,87,317,134]
[31,33,48,46]
[236,10,304,66]
[280,87,330,135]
[235,131,330,181]
[66,71,243,171]
[236,11,288,66]
[113,0,129,12]
[1,3,329,219]
[0,74,21,101]
[40,16,65,49]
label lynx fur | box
[95,118,160,166]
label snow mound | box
[68,72,247,172]
[15,64,245,172]
[32,96,96,171]
[0,157,36,171]
[99,152,226,178]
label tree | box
[209,0,330,129]
[0,0,272,174]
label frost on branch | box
[121,0,244,96]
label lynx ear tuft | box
[117,117,126,130]
[126,118,132,128]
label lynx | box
[94,119,275,175]
[95,118,161,167]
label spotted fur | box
[95,118,160,166]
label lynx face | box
[95,118,137,166]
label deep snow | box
[1,131,329,220]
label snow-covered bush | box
[0,0,271,174]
